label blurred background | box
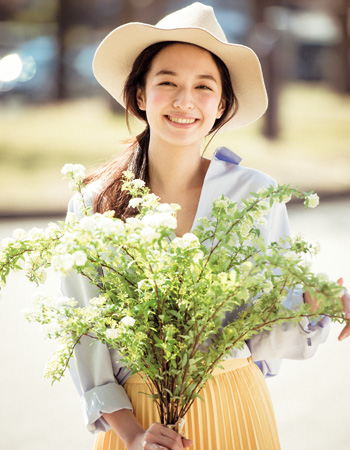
[0,1,350,450]
[0,0,349,216]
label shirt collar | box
[212,147,242,166]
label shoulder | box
[211,147,277,194]
[67,180,102,220]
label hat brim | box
[93,23,268,132]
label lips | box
[166,115,197,124]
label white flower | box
[251,209,264,221]
[41,321,62,337]
[143,193,159,202]
[239,221,251,238]
[213,197,229,209]
[317,272,329,282]
[257,217,268,228]
[156,203,174,213]
[122,170,135,180]
[173,233,200,249]
[192,250,204,263]
[141,212,177,229]
[218,272,228,283]
[131,179,145,189]
[65,212,77,223]
[61,164,74,175]
[51,254,75,273]
[311,242,321,256]
[283,251,298,262]
[1,237,14,249]
[44,222,61,238]
[129,198,143,208]
[80,214,123,235]
[263,280,273,294]
[98,215,123,234]
[80,215,97,232]
[301,261,312,270]
[61,163,86,180]
[103,210,115,218]
[229,270,236,283]
[125,217,141,230]
[142,193,160,208]
[140,226,161,242]
[106,328,120,339]
[73,251,87,266]
[242,261,253,271]
[282,194,292,203]
[89,296,107,307]
[12,228,27,239]
[27,227,44,240]
[258,200,270,210]
[121,315,135,327]
[54,296,76,308]
[55,243,68,254]
[37,269,47,284]
[31,290,48,304]
[305,193,319,208]
[128,233,141,242]
[183,233,199,245]
[257,187,268,196]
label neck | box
[147,140,208,198]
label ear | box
[136,87,146,111]
[216,98,226,119]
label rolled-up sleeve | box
[61,188,133,433]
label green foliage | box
[0,166,346,427]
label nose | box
[173,87,194,110]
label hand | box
[130,422,193,450]
[337,278,350,342]
[304,278,350,341]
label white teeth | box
[168,116,196,124]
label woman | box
[62,3,350,449]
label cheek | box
[199,95,223,117]
[146,89,168,108]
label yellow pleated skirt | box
[94,357,280,450]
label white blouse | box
[60,147,330,433]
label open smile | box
[165,115,198,125]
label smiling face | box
[136,43,226,152]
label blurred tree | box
[336,0,350,93]
[56,0,68,100]
[283,0,349,93]
[0,0,23,20]
[55,0,123,100]
[250,0,280,139]
[8,0,55,23]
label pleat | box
[94,358,281,450]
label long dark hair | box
[84,41,238,219]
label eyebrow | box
[155,70,219,83]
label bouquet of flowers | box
[0,164,346,433]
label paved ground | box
[0,197,349,450]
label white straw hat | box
[93,2,268,131]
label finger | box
[340,287,350,318]
[151,431,184,450]
[182,437,194,448]
[337,277,344,286]
[338,324,350,341]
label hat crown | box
[156,2,228,43]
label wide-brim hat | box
[93,2,268,132]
